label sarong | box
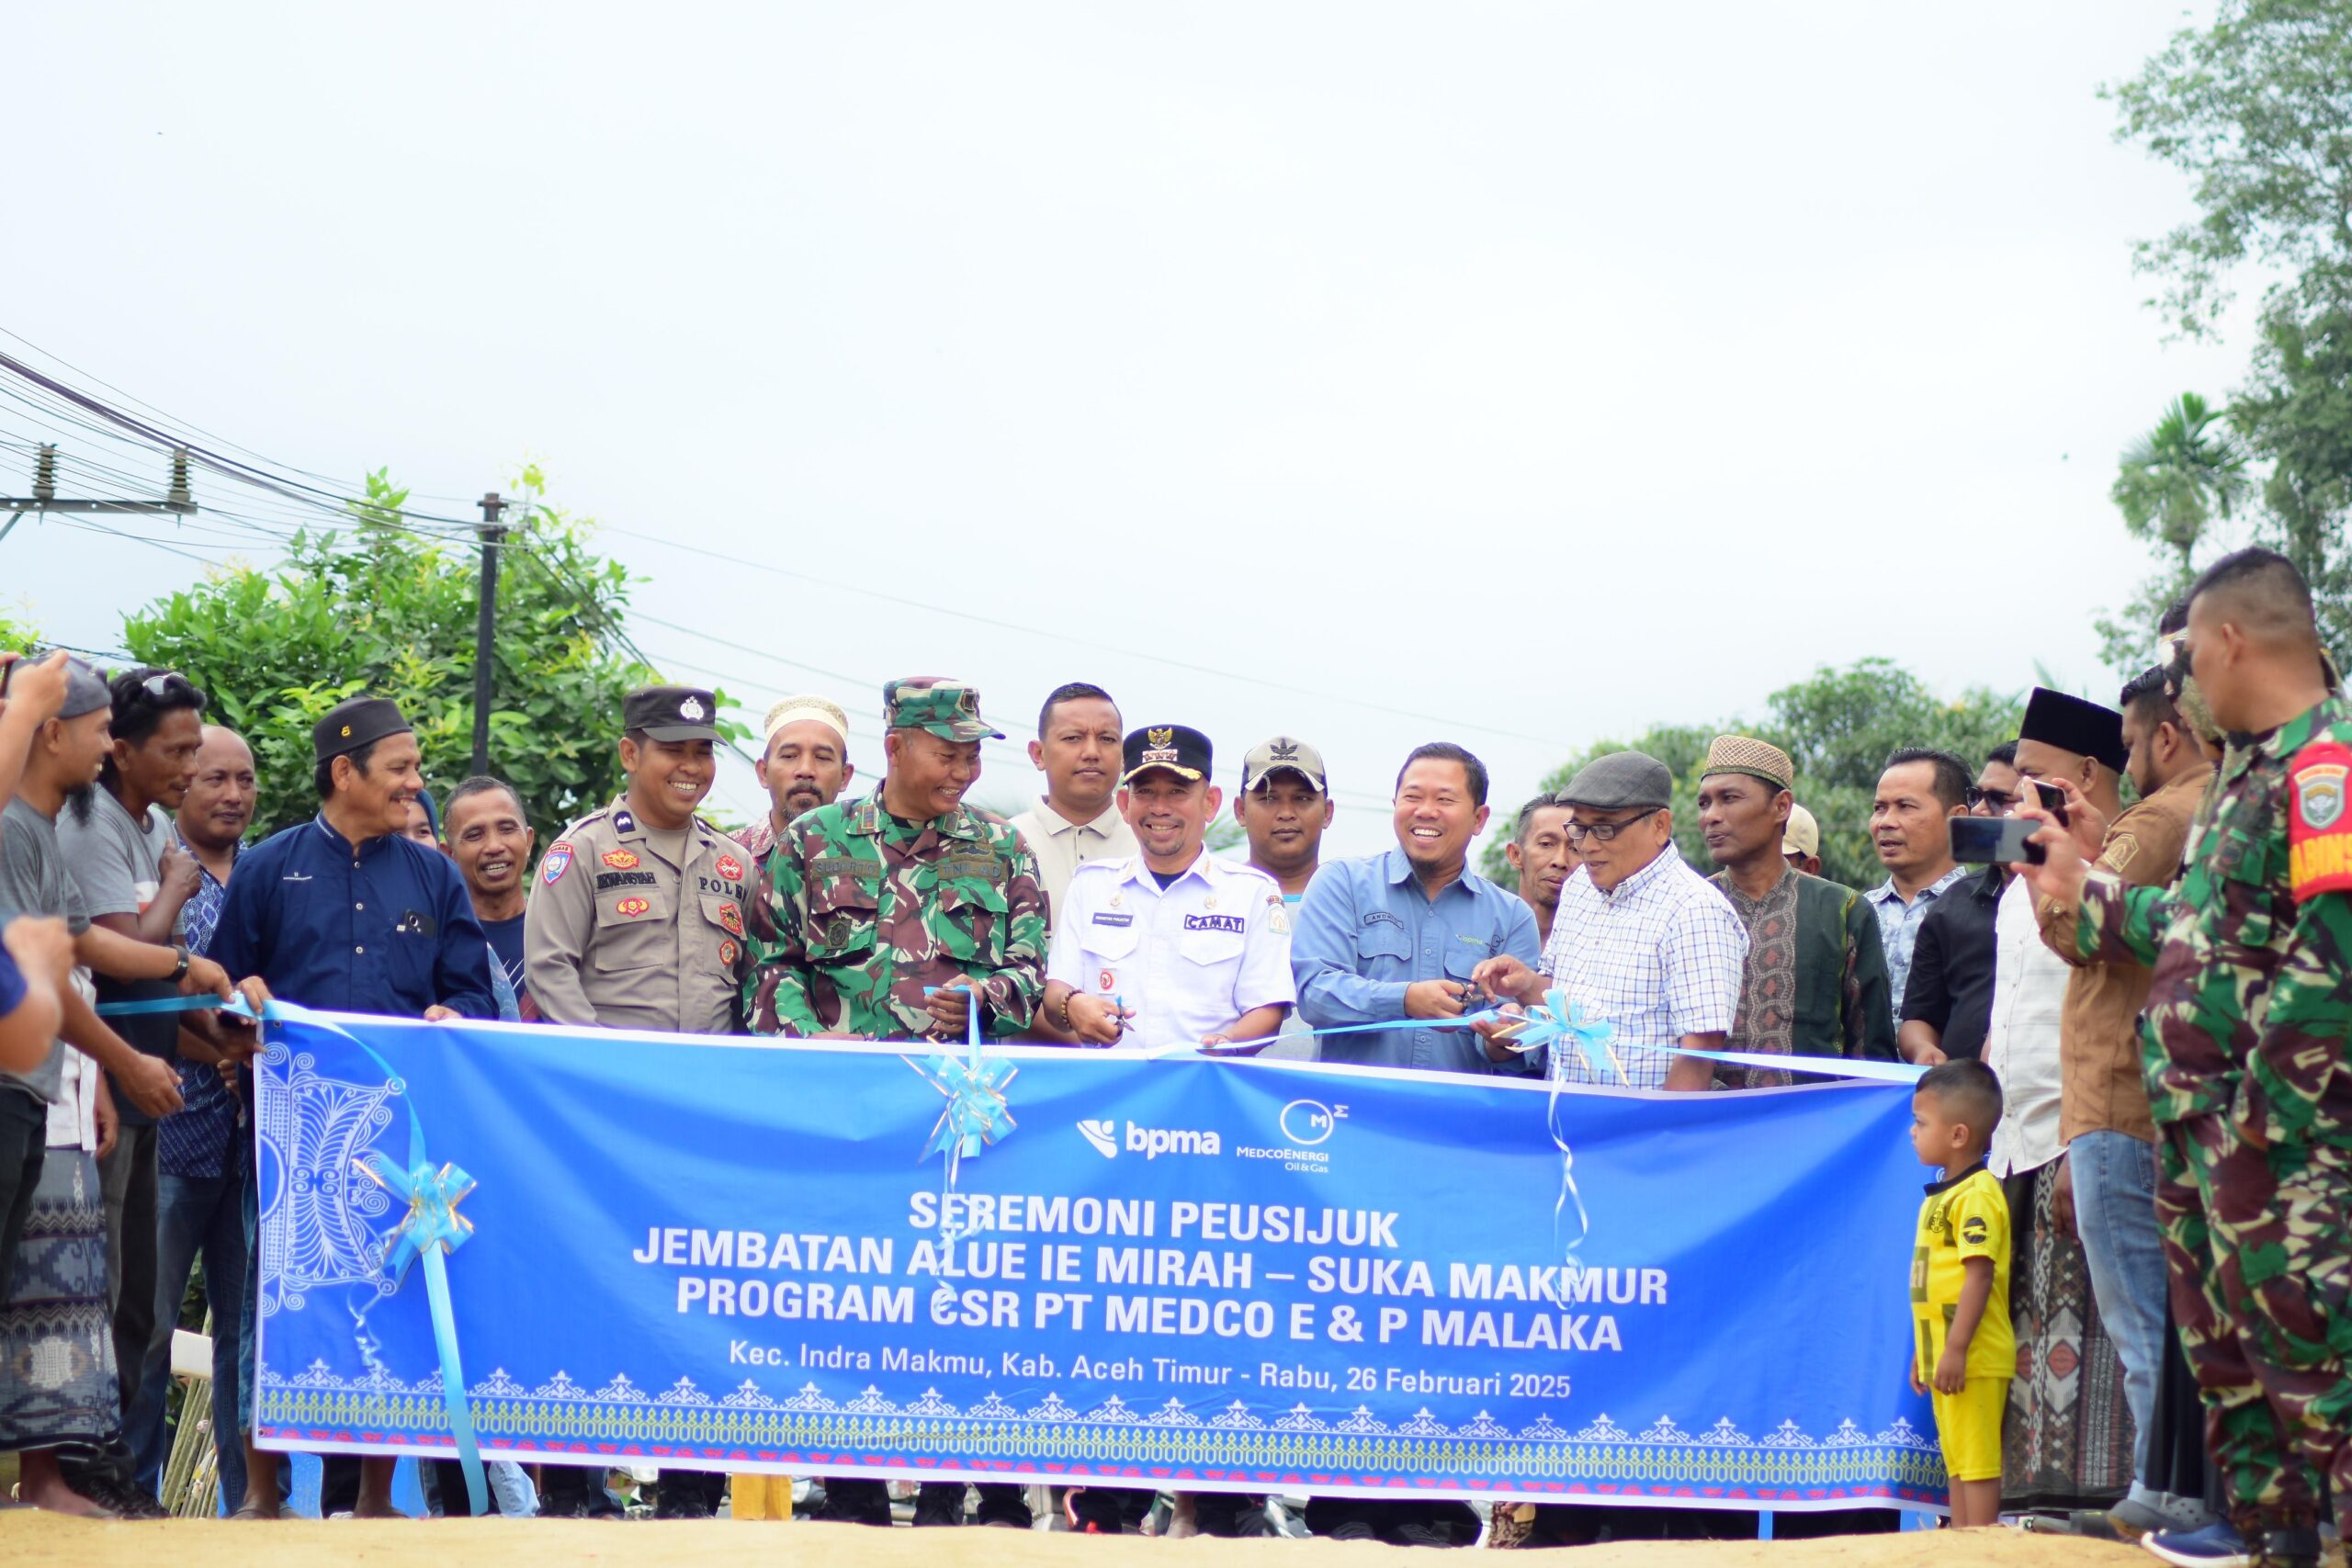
[0,1145,119,1449]
[2002,1160,2133,1509]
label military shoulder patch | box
[2289,739,2352,902]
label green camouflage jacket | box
[2076,694,2352,1145]
[743,794,1046,1039]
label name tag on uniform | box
[808,857,874,879]
[1091,912,1134,928]
[940,853,1005,883]
[597,870,657,892]
[1182,914,1244,934]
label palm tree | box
[2110,392,2251,571]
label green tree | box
[2102,2,2352,667]
[1483,660,2023,893]
[119,468,741,841]
[2096,392,2250,670]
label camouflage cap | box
[883,677,1004,742]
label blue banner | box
[253,1012,1945,1512]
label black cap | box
[625,685,721,742]
[2020,687,2128,774]
[313,696,412,763]
[1120,724,1213,785]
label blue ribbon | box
[254,998,490,1517]
[909,985,1017,1187]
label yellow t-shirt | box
[1910,1165,2015,1383]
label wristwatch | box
[169,944,190,984]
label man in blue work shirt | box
[207,694,497,1520]
[1285,740,1537,1547]
[1290,741,1540,1077]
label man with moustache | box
[442,777,536,1015]
[736,696,856,874]
[206,694,494,1519]
[126,725,258,1504]
[1010,682,1135,914]
[1234,737,1334,1061]
[1504,794,1576,949]
[1863,749,1973,1030]
[1693,737,1894,1086]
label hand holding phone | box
[2032,781,2070,826]
[1951,815,2044,865]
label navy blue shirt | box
[209,815,495,1020]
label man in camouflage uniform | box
[2025,548,2350,1568]
[744,676,1044,1529]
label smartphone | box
[1951,815,2044,865]
[2032,780,2069,826]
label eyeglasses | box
[1965,786,2018,812]
[1564,808,1661,844]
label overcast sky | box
[6,3,2244,857]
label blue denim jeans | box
[128,1159,250,1509]
[2069,1130,2169,1490]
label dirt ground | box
[0,1513,2157,1567]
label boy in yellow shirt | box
[1908,1058,2014,1529]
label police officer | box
[524,683,748,1519]
[526,684,752,1037]
[1045,725,1292,1051]
[743,676,1045,1529]
[2023,547,2352,1568]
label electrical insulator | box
[166,448,193,510]
[31,444,57,506]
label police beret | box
[313,696,412,762]
[1559,750,1675,811]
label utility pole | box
[472,491,508,777]
[0,443,198,546]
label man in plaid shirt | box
[1476,750,1747,1090]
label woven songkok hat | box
[1701,735,1793,793]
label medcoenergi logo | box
[1233,1098,1345,1176]
[1072,1119,1225,1160]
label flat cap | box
[625,684,721,743]
[1781,802,1820,859]
[313,695,412,762]
[1558,750,1674,812]
[884,676,1003,742]
[1701,734,1793,792]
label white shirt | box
[47,968,102,1151]
[1048,851,1295,1049]
[1009,800,1138,918]
[1984,875,2068,1179]
[1540,854,1748,1089]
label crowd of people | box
[0,543,2345,1564]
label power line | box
[601,524,1562,749]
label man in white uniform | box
[1043,723,1293,1053]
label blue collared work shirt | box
[1290,848,1541,1074]
[208,815,496,1020]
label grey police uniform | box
[525,800,753,1034]
[524,683,753,1035]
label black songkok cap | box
[313,695,413,762]
[2020,687,2128,774]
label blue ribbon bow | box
[359,1157,478,1285]
[1491,987,1623,1083]
[910,984,1017,1187]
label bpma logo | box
[1073,1119,1224,1160]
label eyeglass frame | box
[1563,807,1664,845]
[1964,785,2019,814]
